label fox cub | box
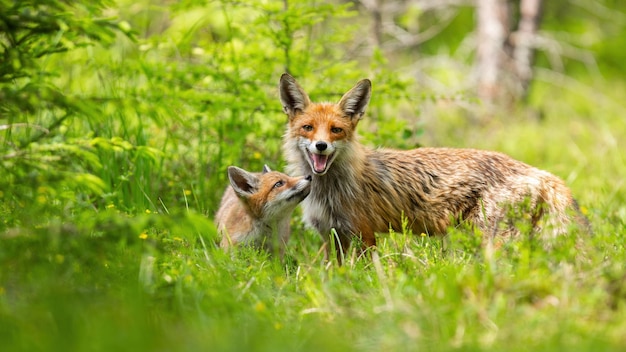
[279,73,588,258]
[216,165,312,256]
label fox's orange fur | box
[279,73,588,258]
[216,165,311,256]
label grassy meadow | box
[1,1,626,351]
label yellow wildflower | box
[254,301,266,312]
[580,206,589,215]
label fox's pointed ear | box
[228,166,259,197]
[262,164,272,174]
[279,73,311,118]
[338,79,371,120]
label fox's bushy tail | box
[538,174,591,236]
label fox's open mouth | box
[307,151,334,174]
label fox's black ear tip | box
[227,166,242,177]
[280,73,294,81]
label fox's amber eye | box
[302,125,313,132]
[273,180,285,188]
[331,127,343,134]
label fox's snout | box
[308,140,333,155]
[297,174,312,194]
[315,141,328,151]
[302,139,336,175]
[283,175,312,203]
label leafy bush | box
[0,0,136,226]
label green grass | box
[2,212,626,351]
[2,0,626,351]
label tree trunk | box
[512,0,543,100]
[475,0,510,105]
[475,0,543,107]
[359,0,384,47]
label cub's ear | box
[279,73,311,118]
[262,164,272,174]
[338,79,371,120]
[228,166,259,197]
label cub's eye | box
[273,180,285,188]
[302,125,313,132]
[331,127,343,134]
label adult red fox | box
[216,165,311,257]
[279,73,588,259]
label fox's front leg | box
[327,231,376,265]
[322,231,352,265]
